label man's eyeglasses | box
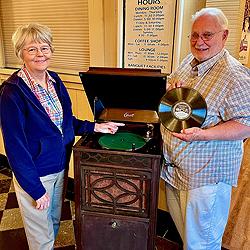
[23,46,51,55]
[188,30,223,42]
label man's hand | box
[167,78,185,91]
[172,121,250,142]
[35,193,50,210]
[172,127,205,142]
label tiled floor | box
[0,165,181,250]
[0,167,76,250]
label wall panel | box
[206,0,245,59]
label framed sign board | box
[123,0,177,74]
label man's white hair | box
[192,7,228,29]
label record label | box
[158,87,207,132]
[172,101,192,120]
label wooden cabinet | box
[80,213,148,250]
[73,136,161,250]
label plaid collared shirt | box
[161,49,250,190]
[18,67,63,133]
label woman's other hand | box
[94,122,125,134]
[35,192,50,210]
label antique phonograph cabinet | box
[73,67,167,250]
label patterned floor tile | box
[0,210,3,223]
[0,208,24,231]
[0,172,11,181]
[0,228,29,250]
[55,220,76,247]
[0,167,76,248]
[0,193,8,211]
[55,246,76,250]
[9,180,15,193]
[0,179,11,194]
[70,200,75,220]
[61,200,73,221]
[5,192,18,209]
[0,169,12,179]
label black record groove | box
[158,87,207,132]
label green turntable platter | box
[98,131,146,151]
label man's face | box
[190,14,228,62]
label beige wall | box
[206,0,245,59]
[88,0,119,67]
[179,0,206,62]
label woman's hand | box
[35,192,50,210]
[94,122,125,134]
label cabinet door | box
[81,214,149,250]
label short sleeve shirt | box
[161,49,250,190]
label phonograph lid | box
[79,67,167,124]
[79,67,167,151]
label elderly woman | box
[0,23,123,249]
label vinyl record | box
[158,87,207,132]
[98,131,146,151]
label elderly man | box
[161,7,250,250]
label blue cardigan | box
[0,70,95,200]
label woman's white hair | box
[192,7,228,30]
[12,23,54,60]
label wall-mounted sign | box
[124,0,177,74]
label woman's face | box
[22,41,52,74]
